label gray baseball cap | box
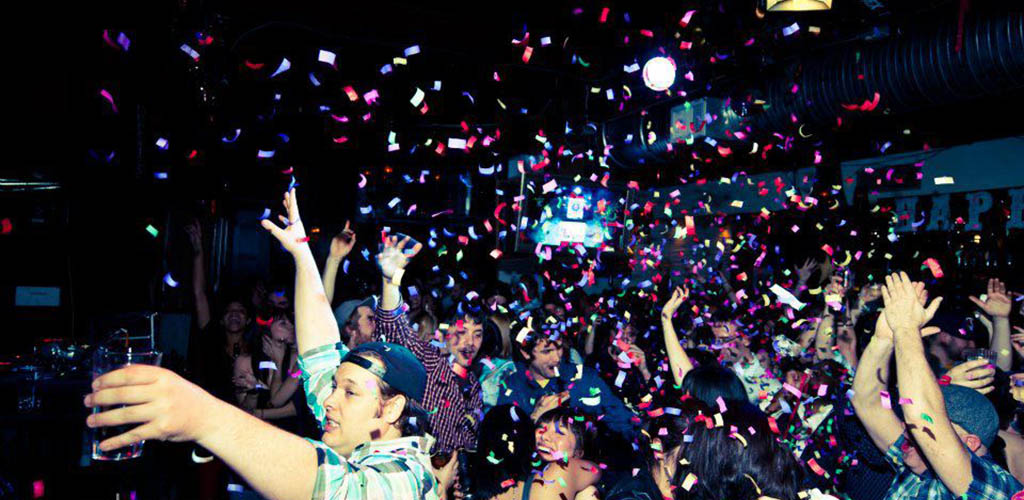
[940,383,998,447]
[334,296,376,330]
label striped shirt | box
[297,343,439,500]
[376,300,483,453]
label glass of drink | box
[962,348,998,365]
[91,346,162,461]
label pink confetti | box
[99,89,118,113]
[679,10,697,27]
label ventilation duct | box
[603,12,1024,166]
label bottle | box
[457,450,475,500]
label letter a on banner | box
[966,192,993,231]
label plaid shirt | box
[376,300,483,453]
[297,343,439,500]
[883,435,1022,500]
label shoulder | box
[967,453,1023,494]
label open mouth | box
[325,417,341,432]
[459,349,476,360]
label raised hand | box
[185,219,203,256]
[1011,373,1024,404]
[969,278,1012,319]
[876,282,937,342]
[796,258,817,284]
[1011,326,1024,359]
[328,221,356,261]
[881,272,943,334]
[260,188,310,257]
[661,286,689,320]
[377,234,422,282]
[944,358,995,395]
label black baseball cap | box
[927,312,974,340]
[341,342,427,402]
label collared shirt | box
[297,343,439,500]
[375,300,482,453]
[883,435,1022,500]
[496,361,639,438]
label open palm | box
[260,188,309,256]
[377,234,422,281]
[969,278,1012,318]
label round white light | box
[642,57,676,91]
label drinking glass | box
[91,346,162,461]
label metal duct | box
[603,12,1024,166]
[756,12,1024,130]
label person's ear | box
[964,433,983,453]
[381,394,406,426]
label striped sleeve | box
[297,343,348,425]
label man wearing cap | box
[83,189,442,500]
[334,296,378,348]
[853,272,1021,500]
[321,220,381,349]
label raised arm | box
[322,221,356,306]
[969,278,1013,372]
[661,287,694,386]
[883,272,972,497]
[373,235,442,367]
[186,220,211,329]
[850,313,903,453]
[378,234,422,312]
[260,188,340,354]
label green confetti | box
[921,413,933,424]
[145,224,159,237]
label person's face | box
[222,302,249,333]
[269,316,295,345]
[448,317,483,368]
[937,333,973,360]
[900,432,929,475]
[545,303,566,320]
[321,361,397,456]
[269,291,290,310]
[347,306,376,347]
[711,320,739,340]
[755,349,773,370]
[608,325,638,355]
[784,369,804,389]
[527,339,564,380]
[535,418,578,462]
[487,294,508,308]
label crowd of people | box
[83,187,1024,500]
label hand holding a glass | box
[85,363,220,459]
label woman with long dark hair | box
[677,402,802,500]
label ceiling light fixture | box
[766,0,832,11]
